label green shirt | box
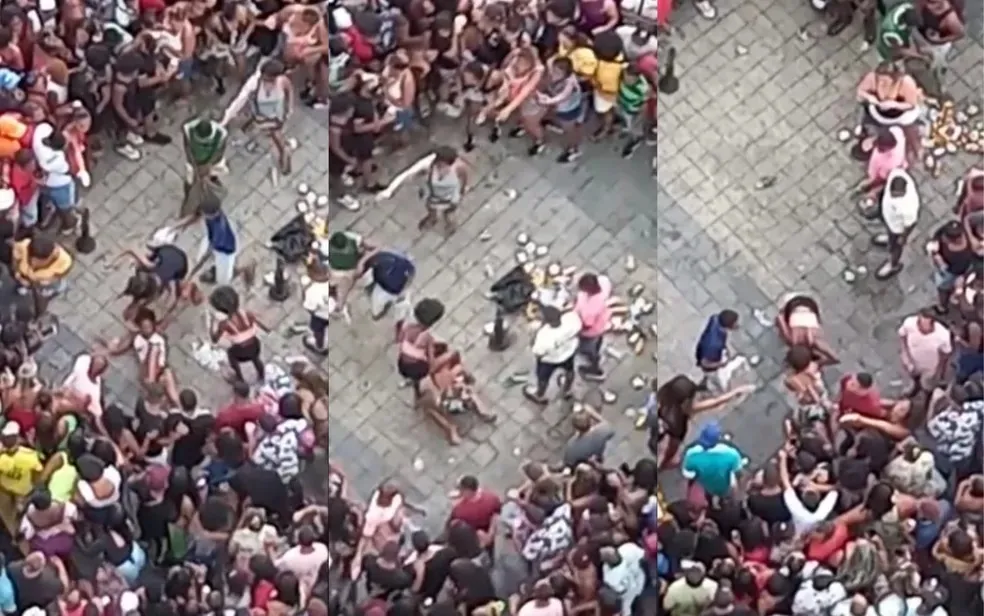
[183,120,228,167]
[877,3,914,60]
[617,78,649,115]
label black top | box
[147,245,189,285]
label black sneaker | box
[145,133,172,145]
[489,126,501,143]
[509,127,526,138]
[578,365,606,382]
[557,149,581,164]
[527,142,545,156]
[621,138,641,159]
[463,136,475,152]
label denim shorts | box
[19,191,40,226]
[393,107,415,131]
[933,268,958,291]
[43,183,76,212]
[177,58,196,81]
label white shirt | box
[783,488,838,536]
[792,579,847,616]
[880,169,920,234]
[303,281,336,321]
[898,316,952,376]
[63,355,103,418]
[32,123,73,188]
[133,333,167,368]
[532,312,582,364]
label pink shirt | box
[867,126,907,182]
[574,275,612,338]
[898,316,952,376]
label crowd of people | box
[327,0,661,215]
[0,0,350,612]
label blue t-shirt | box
[368,251,415,295]
[914,499,953,550]
[205,212,237,255]
[695,315,727,366]
[682,443,745,497]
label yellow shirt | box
[593,56,625,96]
[13,240,74,285]
[0,446,43,496]
[558,45,598,80]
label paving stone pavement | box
[327,0,984,519]
[25,0,984,524]
[31,98,333,496]
[655,0,984,492]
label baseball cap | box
[1,422,20,437]
[120,590,140,614]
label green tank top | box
[48,452,78,503]
[326,232,359,271]
[57,415,78,450]
[877,3,914,60]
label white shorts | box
[214,250,237,285]
[593,91,615,114]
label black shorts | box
[398,356,430,382]
[228,337,261,363]
[535,355,575,384]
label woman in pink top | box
[573,273,612,381]
[859,127,907,197]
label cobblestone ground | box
[324,0,984,516]
[32,98,332,496]
[28,0,984,522]
[655,0,984,494]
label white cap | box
[1,422,20,437]
[23,608,45,616]
[332,7,352,29]
[0,188,14,212]
[148,226,177,248]
[120,590,140,613]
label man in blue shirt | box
[178,193,255,286]
[695,308,746,391]
[362,250,415,319]
[682,422,747,498]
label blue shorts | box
[933,268,958,291]
[43,183,76,212]
[177,58,195,80]
[555,104,583,124]
[19,190,40,226]
[393,107,415,131]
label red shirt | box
[9,164,38,207]
[214,401,266,437]
[806,522,850,565]
[252,579,277,610]
[450,490,502,532]
[343,28,374,64]
[838,375,885,419]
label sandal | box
[874,261,903,280]
[522,385,548,405]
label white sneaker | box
[695,0,717,18]
[126,132,144,146]
[338,195,361,211]
[116,144,141,160]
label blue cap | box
[696,421,722,449]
